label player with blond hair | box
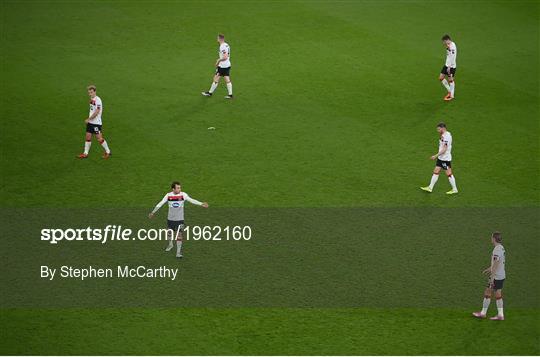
[473,232,506,321]
[77,85,112,159]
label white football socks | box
[176,240,183,256]
[496,298,504,316]
[428,174,439,189]
[441,79,451,91]
[209,82,218,93]
[448,175,458,191]
[84,141,91,155]
[100,140,111,154]
[449,81,455,97]
[226,82,233,95]
[481,297,491,315]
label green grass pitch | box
[1,0,538,355]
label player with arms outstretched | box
[420,122,458,195]
[77,85,112,159]
[439,34,457,101]
[148,181,209,258]
[473,232,506,321]
[201,34,233,99]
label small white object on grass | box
[208,127,216,130]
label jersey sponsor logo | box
[172,202,181,208]
[168,195,184,201]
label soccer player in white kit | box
[77,85,112,159]
[201,34,233,99]
[148,181,209,258]
[473,232,506,321]
[439,34,457,101]
[420,122,458,194]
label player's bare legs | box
[421,166,441,193]
[473,287,504,320]
[444,167,458,194]
[94,132,112,159]
[77,131,111,159]
[77,132,93,159]
[473,287,492,318]
[490,288,504,320]
[175,231,184,258]
[165,229,174,252]
[421,166,457,195]
[202,74,221,97]
[445,74,455,101]
[224,75,233,99]
[440,73,455,101]
[439,73,451,99]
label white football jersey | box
[445,41,457,68]
[491,244,506,280]
[88,96,103,125]
[151,191,203,221]
[218,42,231,68]
[438,131,453,161]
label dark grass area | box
[1,208,538,309]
